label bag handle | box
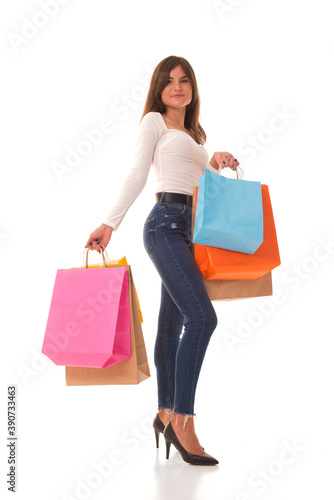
[218,164,243,179]
[83,244,110,268]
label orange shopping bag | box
[191,184,280,280]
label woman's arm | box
[85,112,163,252]
[102,113,163,231]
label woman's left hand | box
[210,152,239,171]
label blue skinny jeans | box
[142,194,218,416]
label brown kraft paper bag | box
[65,265,151,385]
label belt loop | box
[159,192,165,202]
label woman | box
[85,55,239,465]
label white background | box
[1,0,334,499]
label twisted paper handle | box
[83,244,110,268]
[218,163,243,179]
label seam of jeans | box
[163,295,174,408]
[163,205,166,240]
[187,310,205,413]
[146,218,154,255]
[163,235,206,415]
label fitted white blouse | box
[103,111,218,231]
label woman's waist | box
[155,191,193,207]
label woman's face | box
[160,64,192,112]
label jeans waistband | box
[155,192,193,207]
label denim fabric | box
[142,195,218,415]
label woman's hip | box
[143,201,193,255]
[142,201,215,319]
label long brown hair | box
[140,55,206,145]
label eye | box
[167,78,189,84]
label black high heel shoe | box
[153,413,205,451]
[153,413,165,448]
[163,421,219,465]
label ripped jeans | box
[142,195,218,416]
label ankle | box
[158,409,174,423]
[172,414,195,431]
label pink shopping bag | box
[41,266,131,368]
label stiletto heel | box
[163,422,218,466]
[154,429,160,448]
[152,413,165,449]
[165,438,172,459]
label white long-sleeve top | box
[103,111,218,231]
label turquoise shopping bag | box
[193,168,263,254]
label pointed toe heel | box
[163,422,218,466]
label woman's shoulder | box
[140,111,164,127]
[144,111,162,118]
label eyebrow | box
[168,75,188,79]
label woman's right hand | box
[85,223,114,253]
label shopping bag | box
[202,272,273,301]
[191,184,280,280]
[65,265,151,385]
[193,168,263,254]
[190,198,273,300]
[42,263,131,368]
[71,254,143,324]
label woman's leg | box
[143,202,218,419]
[154,280,184,414]
[155,234,217,417]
